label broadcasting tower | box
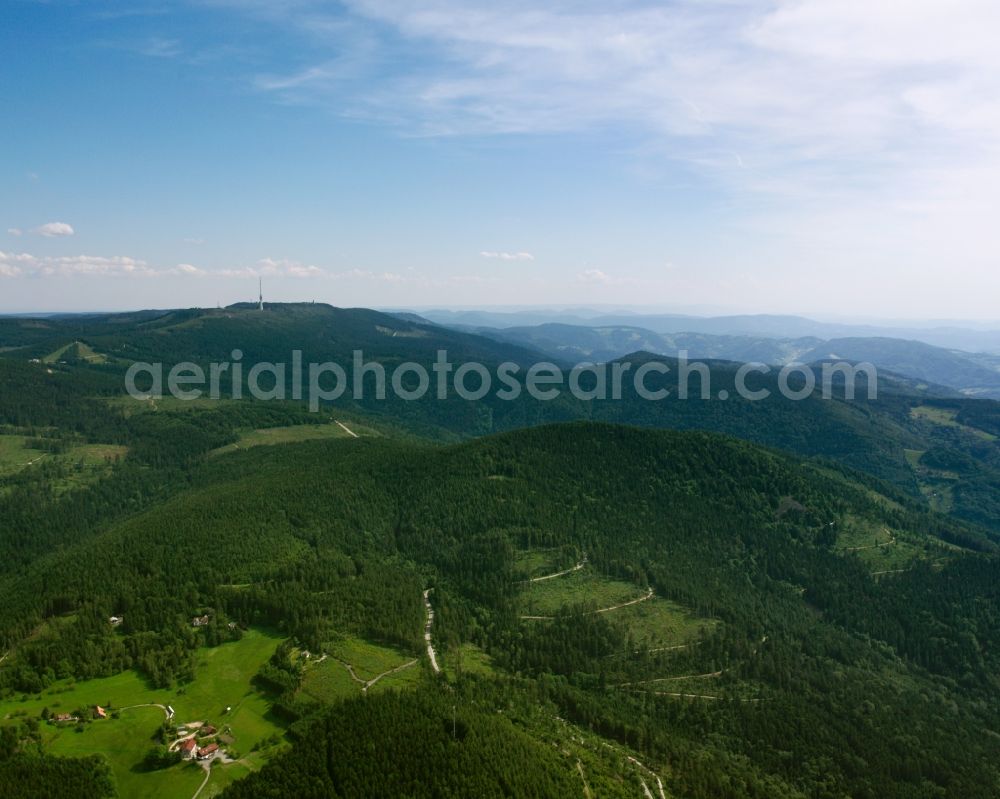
[258,278,264,311]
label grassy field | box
[609,597,716,652]
[835,517,896,551]
[0,433,126,493]
[910,405,997,441]
[43,341,107,364]
[903,447,961,515]
[520,570,647,616]
[448,643,496,680]
[0,434,48,476]
[298,636,422,704]
[214,422,351,454]
[517,561,713,652]
[298,658,361,704]
[0,628,285,799]
[207,418,380,457]
[514,548,581,580]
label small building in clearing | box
[179,739,198,760]
[94,706,107,719]
[191,615,211,627]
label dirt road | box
[423,589,441,673]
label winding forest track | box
[334,420,359,438]
[639,690,767,702]
[575,760,593,799]
[527,556,587,583]
[627,756,666,799]
[841,529,897,553]
[520,586,654,620]
[423,589,441,673]
[336,657,420,693]
[595,586,654,613]
[617,670,723,687]
[644,643,696,654]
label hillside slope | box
[2,306,999,531]
[0,424,998,797]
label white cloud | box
[0,262,23,278]
[218,257,324,278]
[0,252,323,281]
[182,236,205,245]
[6,228,21,237]
[32,222,75,238]
[328,268,409,282]
[0,250,155,278]
[577,268,610,284]
[480,250,534,261]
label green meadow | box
[0,628,285,799]
[297,636,423,704]
[520,569,647,616]
[0,434,48,476]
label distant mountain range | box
[407,309,1000,354]
[410,318,1000,399]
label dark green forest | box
[1,307,999,797]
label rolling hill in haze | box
[413,308,1000,353]
[452,321,1000,398]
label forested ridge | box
[0,419,998,796]
[4,305,1000,531]
[1,308,1000,796]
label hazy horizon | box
[3,302,1000,333]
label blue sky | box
[2,0,999,318]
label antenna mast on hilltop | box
[258,277,264,311]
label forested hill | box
[0,303,547,368]
[0,422,999,796]
[2,305,999,532]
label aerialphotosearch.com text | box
[125,349,878,411]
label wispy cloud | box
[0,251,155,278]
[0,253,302,280]
[7,228,21,237]
[32,222,75,238]
[480,250,534,261]
[217,257,324,278]
[577,268,611,284]
[206,0,1000,313]
[230,1,1000,219]
[136,37,182,58]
